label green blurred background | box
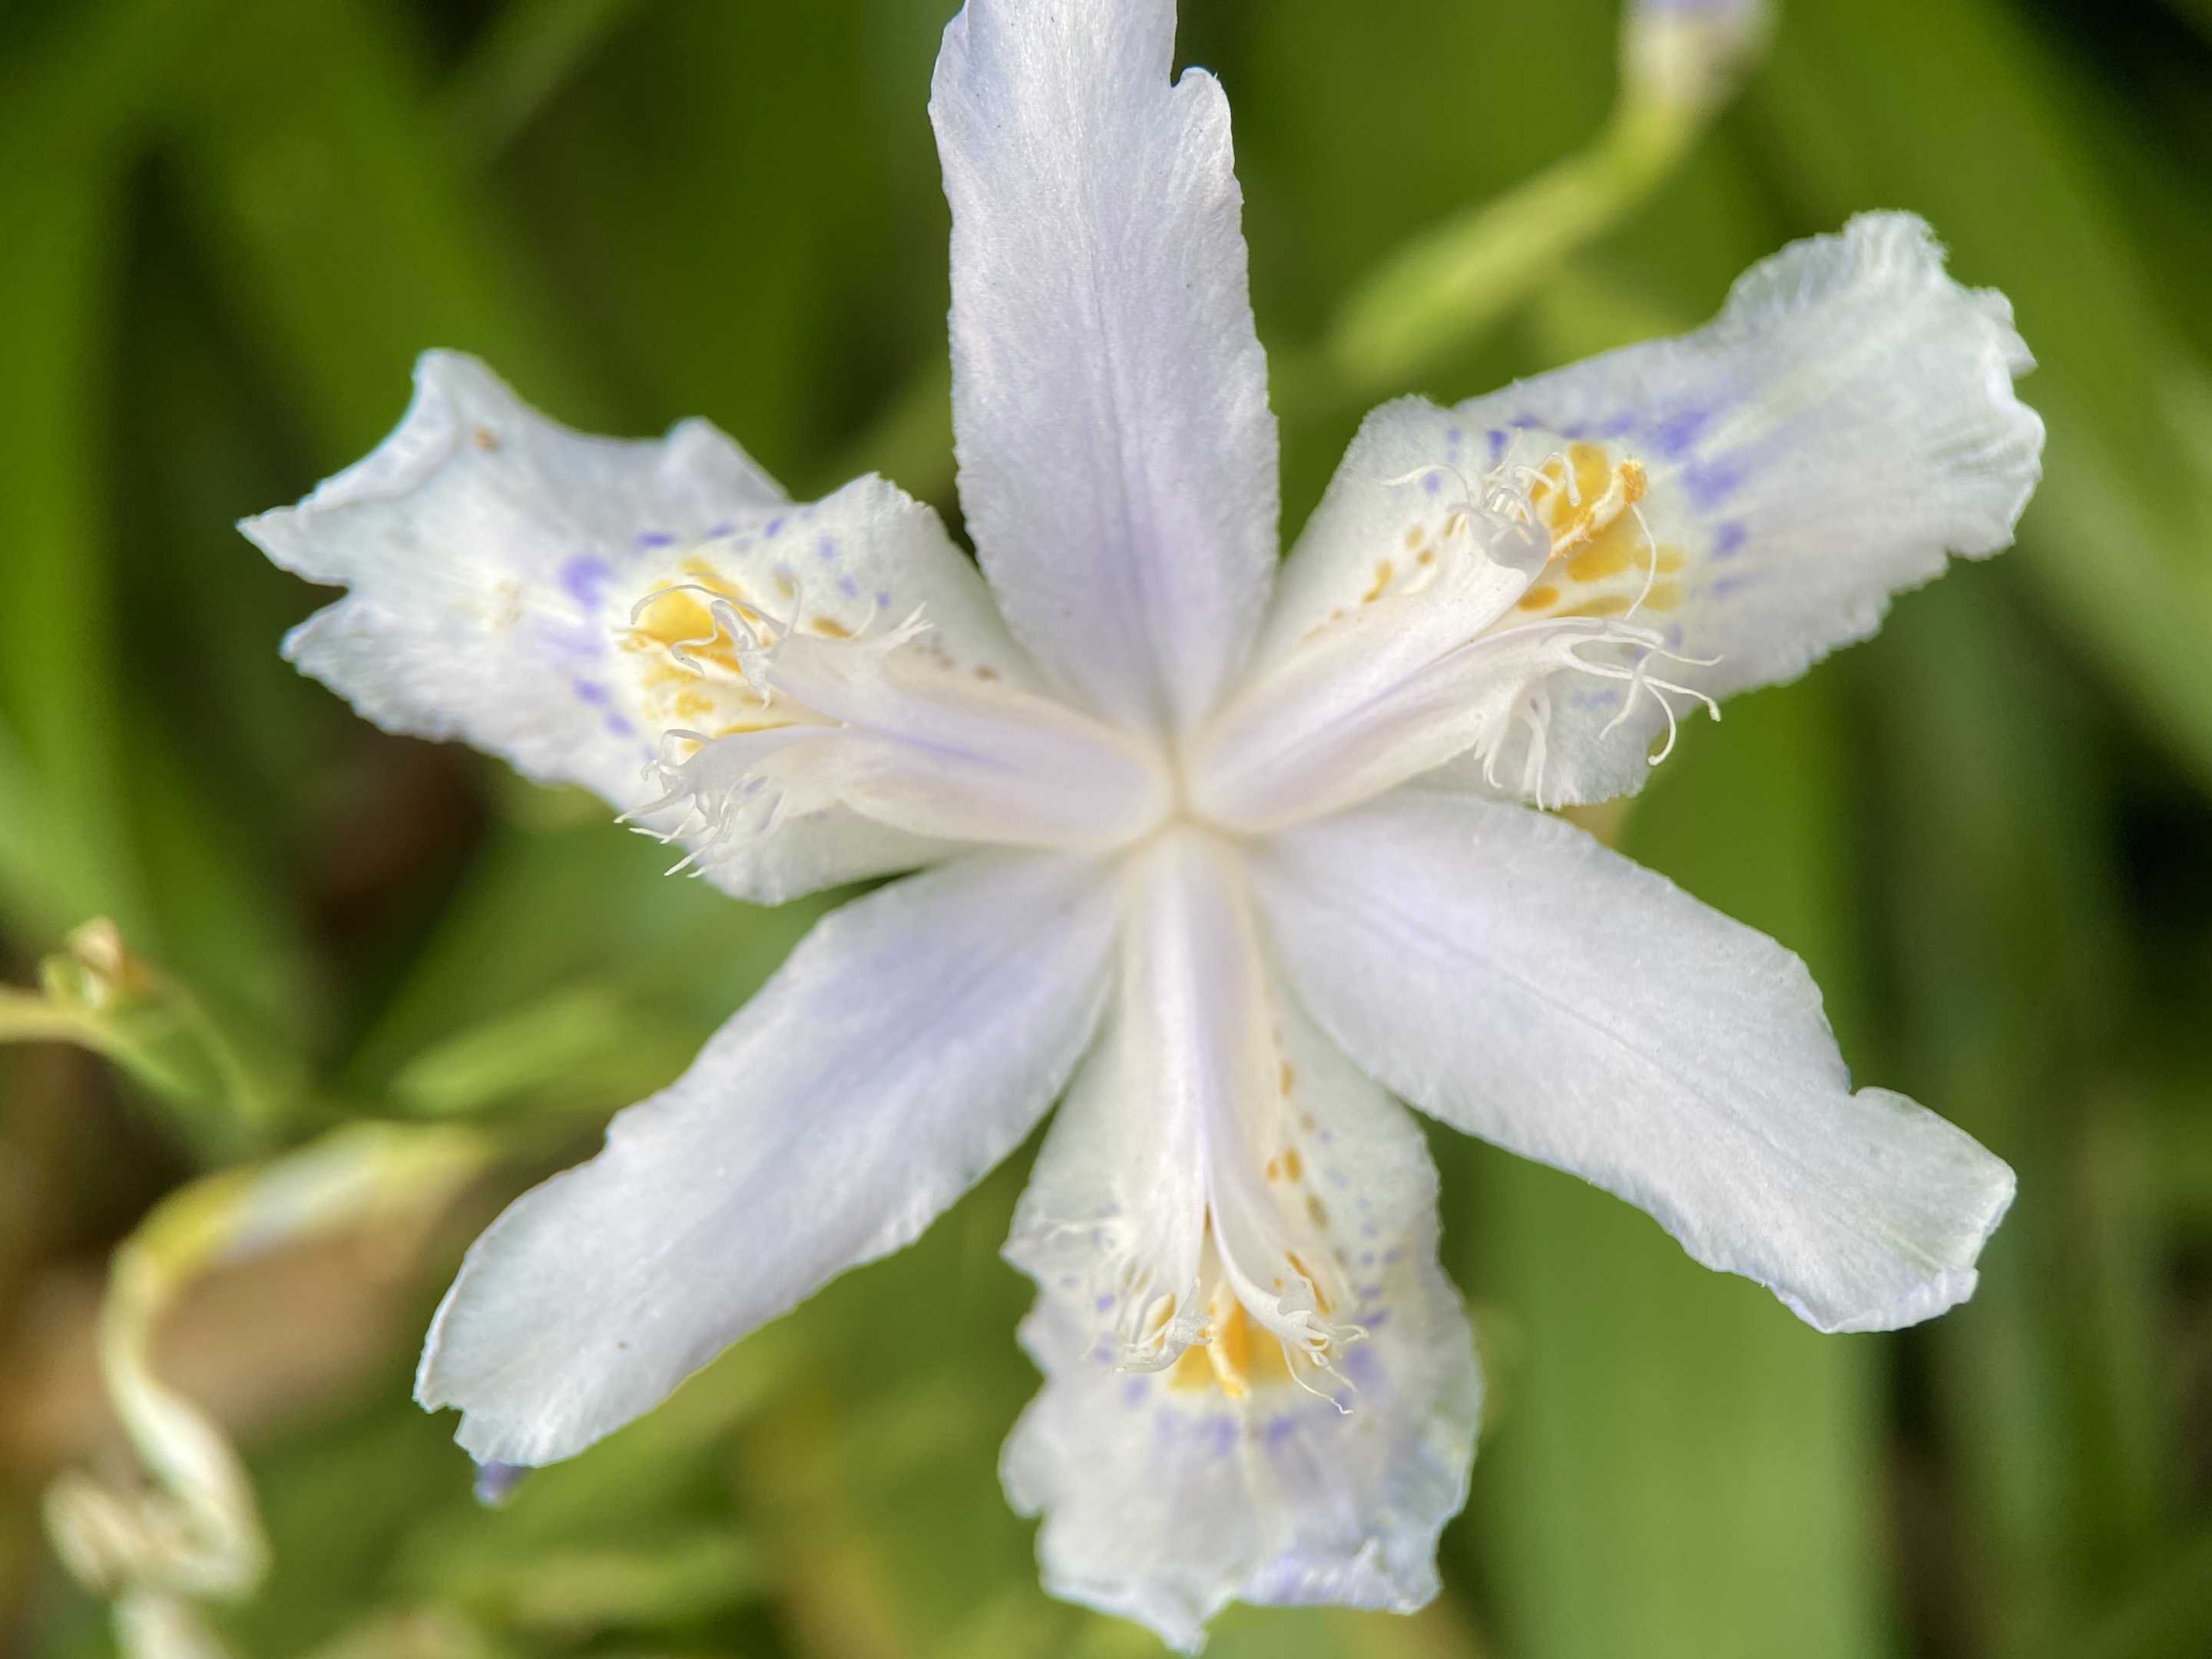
[5,0,2212,1655]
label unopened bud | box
[41,917,156,1013]
[1622,0,1772,116]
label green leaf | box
[387,981,701,1121]
[492,0,914,478]
[348,801,825,1099]
[0,109,144,942]
[1857,568,2175,1651]
[442,0,651,165]
[164,0,602,465]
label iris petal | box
[1235,213,2043,815]
[1253,790,2015,1335]
[418,849,1118,1466]
[1005,830,1479,1649]
[243,351,1044,902]
[931,0,1280,733]
[1005,975,1479,1652]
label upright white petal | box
[1005,974,1479,1651]
[417,850,1118,1467]
[1238,214,2042,812]
[1250,790,2015,1335]
[931,0,1279,733]
[242,352,1044,902]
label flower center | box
[1509,440,1687,621]
[1166,1227,1336,1399]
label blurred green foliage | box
[2,1,2211,1657]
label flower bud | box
[1622,0,1772,117]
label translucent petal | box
[416,849,1118,1466]
[931,0,1279,733]
[242,351,1045,902]
[1250,790,2015,1334]
[1005,979,1479,1652]
[1233,213,2042,814]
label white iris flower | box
[243,0,2041,1645]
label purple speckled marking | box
[1262,1415,1300,1451]
[635,530,674,550]
[1710,573,1753,599]
[532,618,605,664]
[603,714,635,737]
[1651,406,1711,458]
[1445,425,1463,445]
[1711,520,1748,558]
[801,504,816,522]
[1123,1377,1150,1407]
[837,575,859,598]
[1487,428,1510,464]
[705,522,734,538]
[1094,1293,1115,1313]
[875,589,893,608]
[1595,410,1639,439]
[560,554,612,608]
[1359,1250,1376,1267]
[1360,1221,1379,1239]
[816,537,836,562]
[572,680,610,705]
[1382,1247,1404,1265]
[1682,452,1749,510]
[1510,413,1541,429]
[1422,472,1442,495]
[1343,1345,1384,1388]
[765,517,785,537]
[1363,1310,1390,1333]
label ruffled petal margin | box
[1237,213,2043,814]
[243,351,1040,902]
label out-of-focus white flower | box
[243,0,2040,1647]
